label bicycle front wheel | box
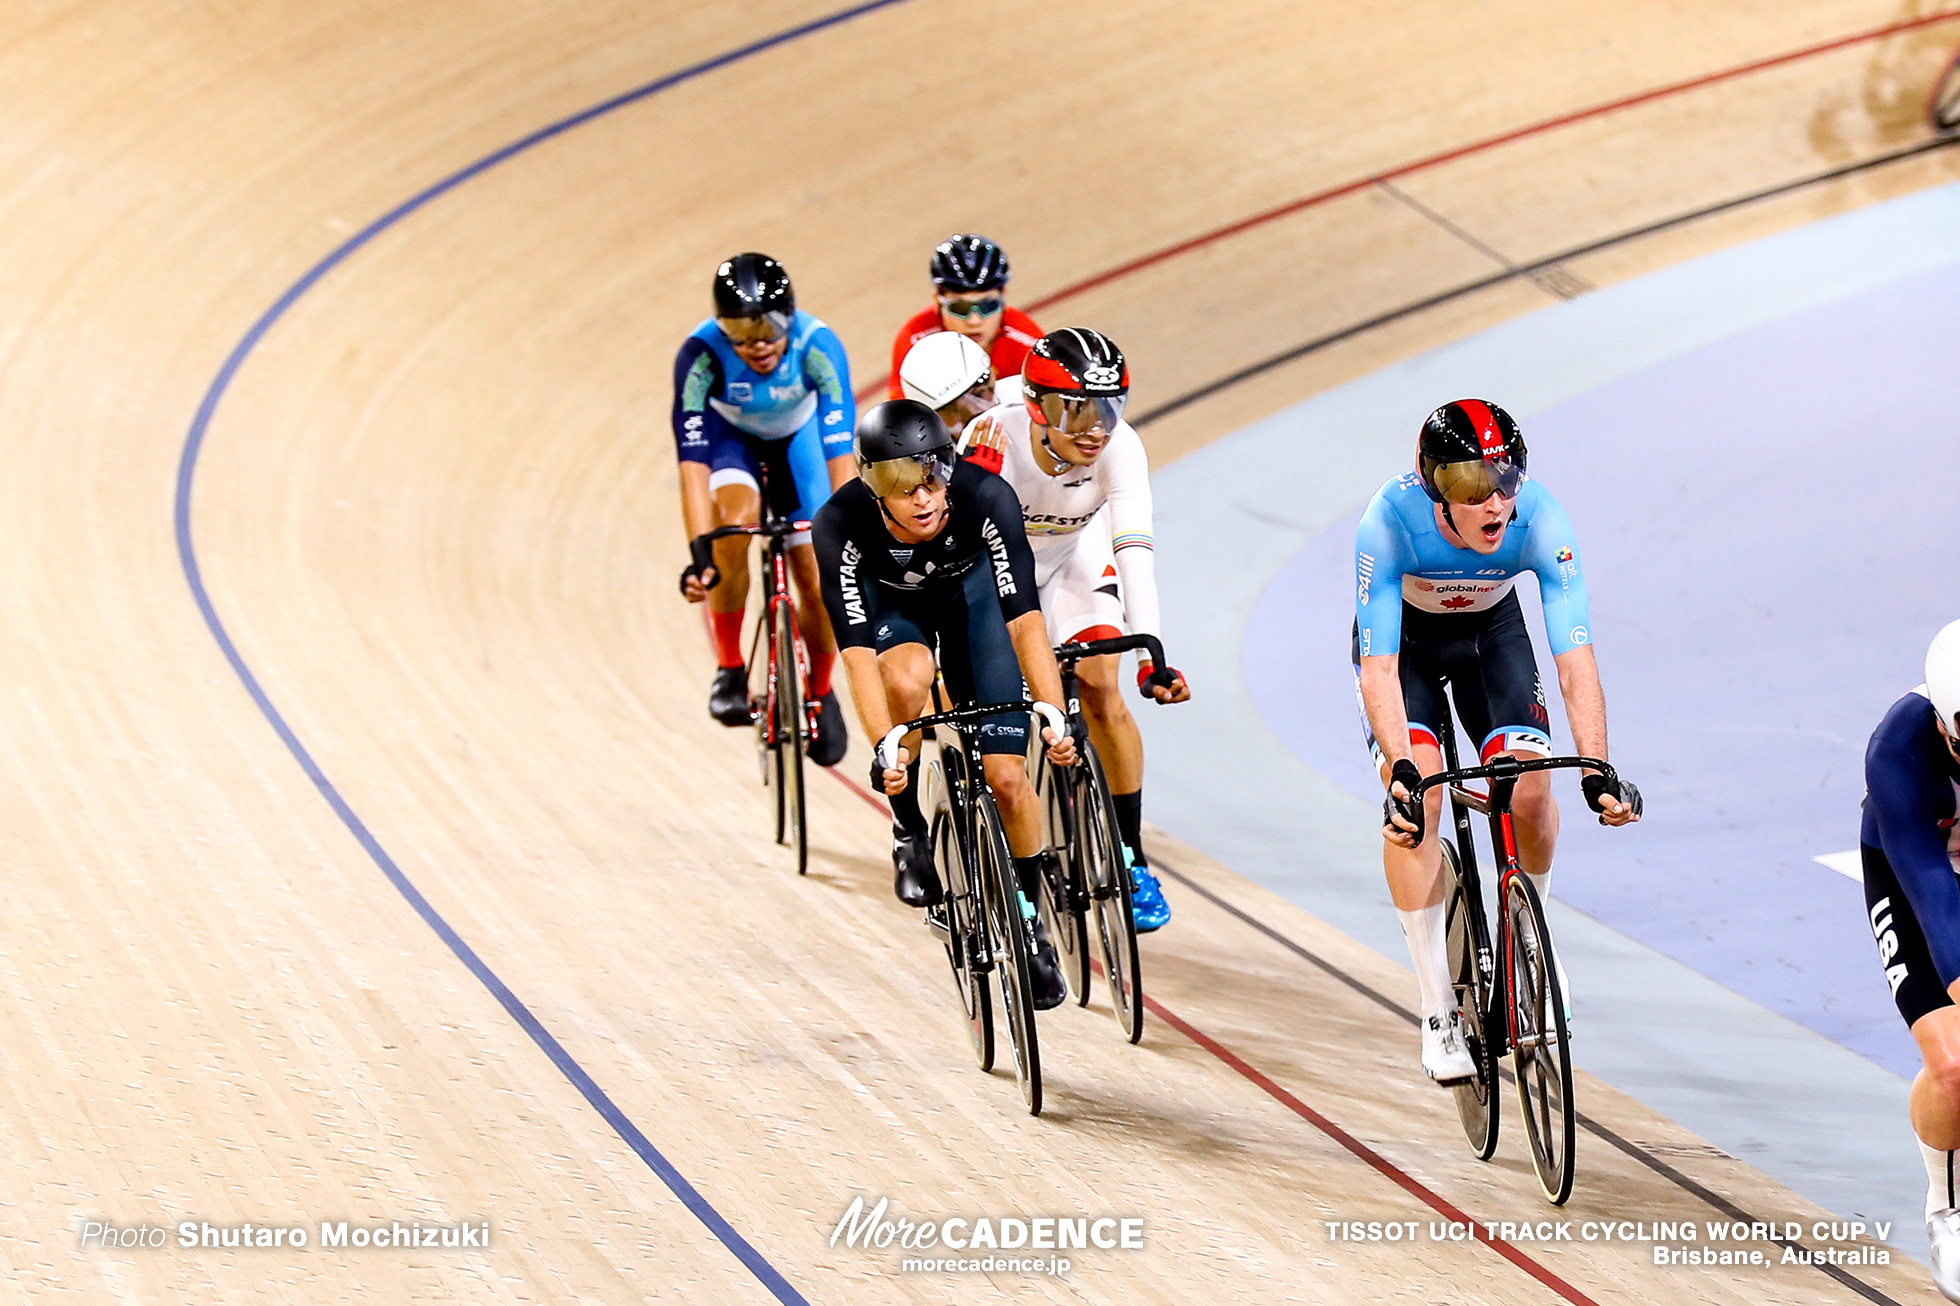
[1082,747,1143,1044]
[1037,752,1092,1005]
[978,789,1041,1115]
[1443,838,1499,1160]
[1506,873,1575,1205]
[931,783,992,1072]
[771,597,806,874]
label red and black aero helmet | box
[1023,328,1128,435]
[930,234,1009,293]
[1417,399,1527,504]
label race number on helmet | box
[1417,399,1528,505]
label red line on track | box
[1143,996,1598,1306]
[821,768,1596,1303]
[855,7,1960,401]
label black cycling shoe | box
[807,691,848,767]
[1027,917,1068,1010]
[892,828,942,907]
[708,666,751,727]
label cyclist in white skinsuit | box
[901,328,1190,930]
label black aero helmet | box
[713,252,795,319]
[930,234,1009,293]
[855,400,957,498]
[1023,328,1128,435]
[1417,399,1527,505]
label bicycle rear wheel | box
[1082,747,1143,1044]
[1506,873,1575,1204]
[1442,838,1499,1160]
[1037,753,1092,1005]
[1932,46,1960,132]
[771,597,807,874]
[930,777,992,1072]
[977,789,1041,1114]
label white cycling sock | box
[1397,903,1451,1020]
[1926,1140,1957,1216]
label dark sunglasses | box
[938,295,1003,320]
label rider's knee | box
[984,753,1032,802]
[1926,1032,1960,1102]
[1079,675,1129,727]
[1513,768,1556,822]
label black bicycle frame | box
[1413,714,1618,1054]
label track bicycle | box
[877,699,1069,1116]
[704,503,822,876]
[1409,713,1629,1206]
[1032,633,1175,1044]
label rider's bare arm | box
[824,452,855,491]
[1007,610,1077,765]
[1358,652,1412,775]
[1552,644,1608,764]
[839,646,894,746]
[1554,643,1638,824]
[679,461,716,541]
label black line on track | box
[1150,858,1905,1304]
[1132,133,1960,429]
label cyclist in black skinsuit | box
[813,400,1077,1007]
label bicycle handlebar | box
[875,701,1070,773]
[1053,633,1165,668]
[705,519,809,542]
[1411,754,1618,802]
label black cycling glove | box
[1383,758,1425,843]
[1582,773,1643,822]
[679,534,719,595]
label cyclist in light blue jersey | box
[675,253,855,765]
[1354,400,1640,1085]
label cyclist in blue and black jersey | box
[675,253,855,767]
[1354,399,1641,1085]
[1861,621,1960,1299]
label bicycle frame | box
[1416,715,1617,1054]
[704,507,811,750]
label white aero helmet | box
[899,331,993,410]
[1928,620,1960,733]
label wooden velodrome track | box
[9,1,1960,1301]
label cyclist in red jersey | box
[887,234,1042,400]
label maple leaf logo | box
[1441,596,1475,610]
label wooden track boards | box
[4,1,1954,1299]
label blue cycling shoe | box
[1128,855,1171,933]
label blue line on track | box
[172,3,919,1299]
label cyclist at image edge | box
[888,234,1042,402]
[1355,399,1640,1084]
[900,327,1190,931]
[1859,620,1960,1301]
[812,399,1079,1008]
[676,253,855,767]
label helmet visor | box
[716,310,792,345]
[1028,391,1127,436]
[861,448,956,498]
[935,379,996,434]
[1429,457,1523,505]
